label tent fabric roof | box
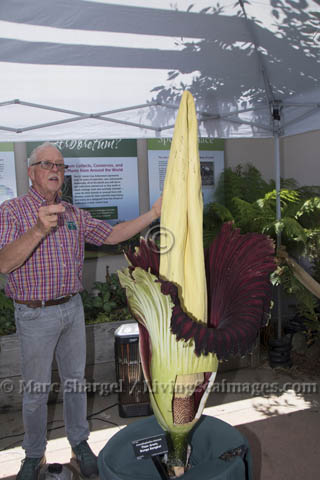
[0,0,319,141]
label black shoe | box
[72,440,98,478]
[16,456,45,480]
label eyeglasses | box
[31,161,69,171]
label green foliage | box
[214,163,273,209]
[0,289,15,335]
[203,203,233,248]
[204,162,320,338]
[297,185,320,200]
[272,265,319,326]
[232,197,274,234]
[204,163,320,260]
[81,272,131,324]
[295,197,320,230]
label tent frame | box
[0,98,319,137]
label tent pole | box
[274,132,282,339]
[274,133,281,223]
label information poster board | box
[147,138,224,207]
[0,143,17,205]
[27,139,139,224]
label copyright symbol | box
[145,226,175,254]
[0,379,14,393]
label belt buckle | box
[57,295,70,304]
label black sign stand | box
[151,455,170,480]
[132,433,170,479]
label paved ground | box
[0,362,319,479]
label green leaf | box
[103,301,117,313]
[93,297,103,308]
[101,291,111,302]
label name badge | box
[67,221,77,231]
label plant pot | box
[268,334,292,368]
[98,415,252,480]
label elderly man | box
[0,142,161,480]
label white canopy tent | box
[0,0,319,142]
[0,0,320,338]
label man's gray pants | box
[14,293,89,457]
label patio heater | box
[114,323,152,418]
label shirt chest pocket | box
[57,223,81,259]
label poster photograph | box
[147,138,224,207]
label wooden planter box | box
[0,321,260,412]
[0,319,134,412]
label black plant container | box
[284,314,307,336]
[268,334,292,368]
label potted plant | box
[114,92,276,478]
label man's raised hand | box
[36,204,65,236]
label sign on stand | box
[132,433,169,480]
[0,143,17,205]
[27,139,139,224]
[148,138,224,207]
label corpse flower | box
[118,92,275,477]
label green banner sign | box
[0,142,14,152]
[27,139,137,158]
[147,138,224,151]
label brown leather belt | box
[15,293,77,308]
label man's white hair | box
[28,142,61,167]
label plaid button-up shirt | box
[0,187,113,301]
